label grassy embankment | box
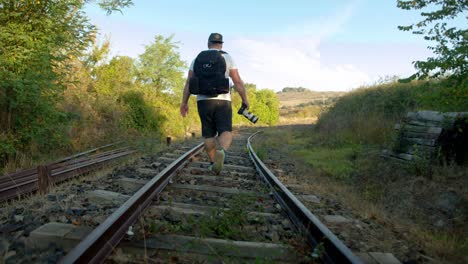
[256,77,468,263]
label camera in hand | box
[237,103,258,124]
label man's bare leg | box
[204,137,217,163]
[204,132,232,162]
[217,131,232,151]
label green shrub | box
[0,133,16,165]
[120,90,165,136]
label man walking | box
[180,33,249,174]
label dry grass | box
[253,125,467,263]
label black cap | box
[208,33,223,43]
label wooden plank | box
[149,202,280,218]
[400,131,441,140]
[406,119,442,127]
[37,165,51,195]
[400,137,437,147]
[395,124,442,134]
[170,184,255,195]
[122,234,297,261]
[28,224,298,261]
[406,111,444,122]
[383,150,416,161]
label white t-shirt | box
[190,49,237,101]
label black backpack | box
[189,50,230,96]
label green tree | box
[255,89,279,126]
[0,1,95,150]
[397,0,467,79]
[95,56,136,96]
[136,35,186,93]
[0,0,133,164]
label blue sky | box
[85,0,437,91]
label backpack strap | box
[219,50,228,54]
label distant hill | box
[276,88,347,125]
[277,89,346,108]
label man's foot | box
[212,149,225,175]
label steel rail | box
[61,142,205,264]
[0,143,124,181]
[247,131,362,264]
[0,149,135,202]
[53,142,123,165]
[0,149,129,192]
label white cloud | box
[225,0,370,92]
[229,36,370,91]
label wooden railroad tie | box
[382,110,468,163]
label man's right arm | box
[230,69,249,109]
[180,70,194,117]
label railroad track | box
[15,131,362,263]
[0,143,135,202]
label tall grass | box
[317,78,468,146]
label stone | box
[13,215,24,223]
[163,211,181,224]
[47,194,57,201]
[247,215,261,224]
[281,219,292,230]
[46,204,63,214]
[433,219,447,228]
[137,168,158,176]
[87,204,98,211]
[356,253,379,264]
[27,222,92,251]
[59,216,69,223]
[369,252,401,264]
[0,238,10,255]
[265,231,280,242]
[66,207,86,216]
[434,192,460,214]
[85,189,130,205]
[116,178,147,192]
[323,215,352,224]
[151,162,162,169]
[301,195,321,203]
[273,169,284,177]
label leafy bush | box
[0,133,16,164]
[120,90,165,136]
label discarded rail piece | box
[383,110,468,163]
[0,143,134,202]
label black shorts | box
[197,100,232,138]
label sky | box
[84,0,437,92]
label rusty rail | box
[247,131,362,264]
[61,142,205,263]
[0,145,134,202]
